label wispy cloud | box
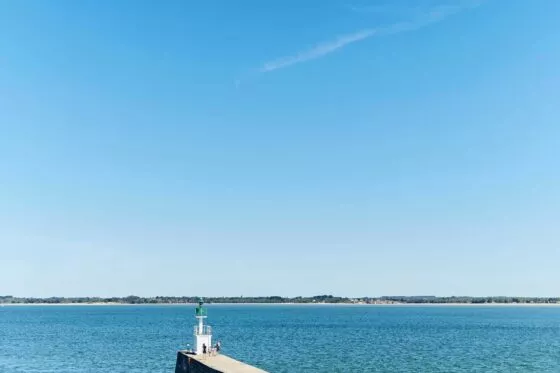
[260,29,376,73]
[258,1,480,74]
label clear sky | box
[1,0,559,298]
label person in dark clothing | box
[202,343,207,354]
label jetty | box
[175,299,268,373]
[175,351,267,373]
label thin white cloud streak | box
[260,29,376,73]
[259,1,480,73]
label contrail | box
[258,1,481,74]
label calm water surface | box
[1,305,560,372]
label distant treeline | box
[379,296,560,304]
[0,295,348,304]
[1,295,559,304]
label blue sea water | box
[1,305,560,372]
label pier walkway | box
[176,351,268,373]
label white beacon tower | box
[194,298,212,354]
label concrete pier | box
[175,351,268,373]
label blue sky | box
[1,0,559,297]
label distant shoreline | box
[3,302,560,307]
[3,295,560,306]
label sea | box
[1,304,559,372]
